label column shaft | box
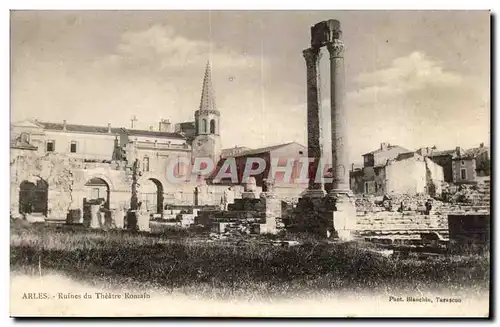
[327,40,350,193]
[303,47,325,194]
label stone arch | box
[84,177,111,209]
[85,174,116,191]
[19,176,48,216]
[138,175,165,214]
[210,119,216,134]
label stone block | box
[137,213,150,232]
[241,191,260,199]
[113,208,125,229]
[25,213,45,223]
[180,214,196,227]
[211,222,231,233]
[90,205,101,229]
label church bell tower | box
[192,61,222,164]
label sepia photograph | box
[8,9,491,317]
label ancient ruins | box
[291,19,356,240]
[9,18,491,249]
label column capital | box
[302,47,322,68]
[326,39,345,58]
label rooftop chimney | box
[480,142,484,148]
[380,142,389,151]
[63,120,67,131]
[149,126,153,131]
[456,146,462,156]
[108,123,111,133]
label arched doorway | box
[139,178,164,215]
[84,177,110,208]
[83,177,111,226]
[19,178,48,216]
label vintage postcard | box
[9,10,491,317]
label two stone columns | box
[301,20,356,241]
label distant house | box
[465,143,490,177]
[351,143,411,195]
[452,154,477,184]
[417,146,462,183]
[418,143,490,184]
[362,142,411,168]
[350,143,444,196]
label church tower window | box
[210,119,216,134]
[201,119,207,134]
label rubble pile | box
[389,193,430,212]
[445,183,491,206]
[354,193,431,213]
[355,196,378,212]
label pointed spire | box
[198,61,217,112]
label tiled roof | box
[125,129,186,139]
[232,142,304,157]
[363,145,410,156]
[396,151,419,161]
[38,121,186,139]
[38,121,122,134]
[428,149,457,157]
[221,146,252,158]
[453,154,476,160]
[465,146,490,157]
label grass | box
[10,219,490,300]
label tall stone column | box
[303,47,326,197]
[327,39,350,192]
[326,30,356,241]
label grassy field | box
[10,219,490,299]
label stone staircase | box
[355,211,448,241]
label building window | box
[460,168,467,180]
[20,132,30,143]
[461,160,465,166]
[70,141,77,153]
[143,156,150,172]
[201,119,207,134]
[46,140,55,152]
[210,119,216,134]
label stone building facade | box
[452,155,477,184]
[10,63,223,222]
[10,62,310,223]
[350,145,445,197]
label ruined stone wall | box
[425,157,444,196]
[386,157,426,195]
[11,152,78,219]
[11,151,132,221]
[349,166,387,196]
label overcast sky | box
[10,10,490,163]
